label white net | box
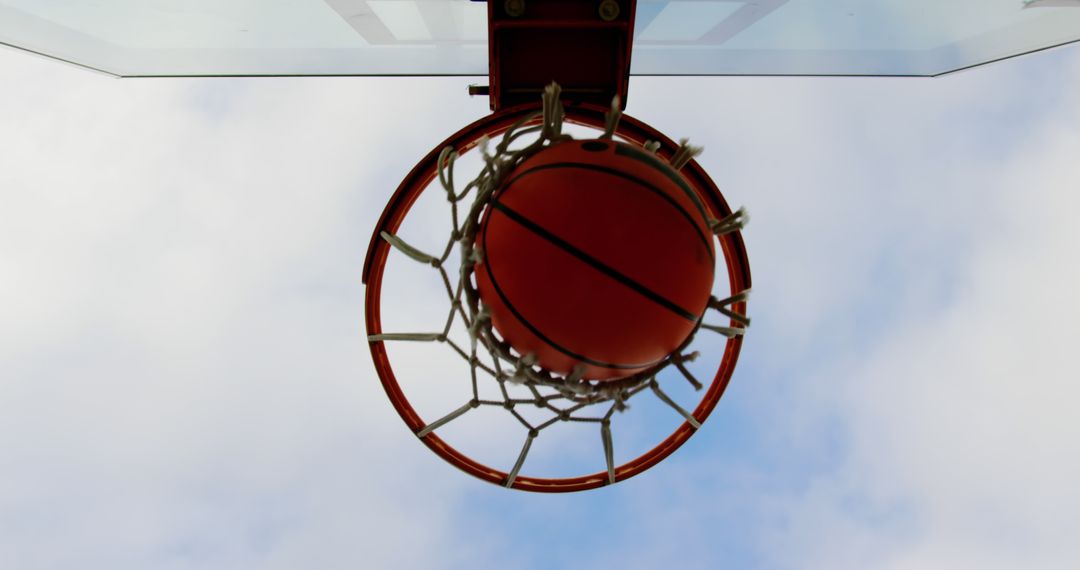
[369,84,750,488]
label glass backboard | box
[1,0,1078,77]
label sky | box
[1,40,1080,569]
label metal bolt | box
[505,0,525,18]
[598,0,620,21]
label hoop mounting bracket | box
[485,0,637,111]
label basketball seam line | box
[481,210,660,371]
[492,201,700,323]
[501,162,716,262]
[614,143,712,225]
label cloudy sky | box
[2,40,1079,569]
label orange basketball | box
[474,139,715,381]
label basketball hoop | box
[363,85,751,492]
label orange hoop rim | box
[362,102,752,492]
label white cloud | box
[3,38,1080,570]
[825,88,1080,569]
[0,48,508,569]
[622,48,1080,569]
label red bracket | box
[485,0,637,112]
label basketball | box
[474,139,716,381]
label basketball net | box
[369,84,750,488]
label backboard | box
[1,0,1078,78]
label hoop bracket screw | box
[505,0,525,18]
[598,0,620,21]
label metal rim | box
[362,102,751,492]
